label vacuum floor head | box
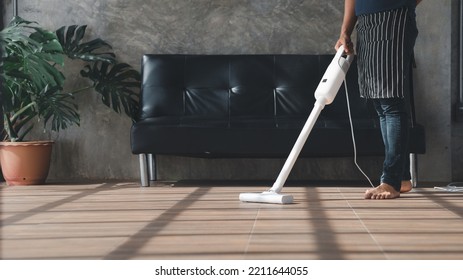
[239,191,294,204]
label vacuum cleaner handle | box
[314,45,354,105]
[335,45,354,64]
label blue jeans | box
[373,98,411,191]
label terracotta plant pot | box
[0,141,54,186]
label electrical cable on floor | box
[343,78,375,188]
[434,182,463,192]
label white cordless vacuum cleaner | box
[239,45,354,204]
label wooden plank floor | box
[1,181,463,260]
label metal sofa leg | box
[148,154,157,181]
[410,153,418,188]
[139,154,149,187]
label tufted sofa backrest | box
[139,54,375,122]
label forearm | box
[335,0,356,53]
[340,0,357,38]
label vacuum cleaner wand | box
[239,45,354,204]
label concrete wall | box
[451,0,463,181]
[2,0,459,183]
[413,0,454,182]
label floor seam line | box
[340,188,390,260]
[243,208,260,257]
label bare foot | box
[400,180,412,193]
[364,183,400,199]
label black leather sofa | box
[131,54,425,186]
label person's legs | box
[356,7,418,199]
[365,98,410,199]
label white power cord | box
[343,78,376,188]
[434,182,463,192]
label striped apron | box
[356,7,418,99]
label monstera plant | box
[0,16,140,185]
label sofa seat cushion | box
[131,114,425,157]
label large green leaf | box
[80,61,140,119]
[1,17,65,92]
[35,85,80,132]
[56,25,116,64]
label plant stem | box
[10,102,36,123]
[69,85,94,95]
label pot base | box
[0,141,54,186]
